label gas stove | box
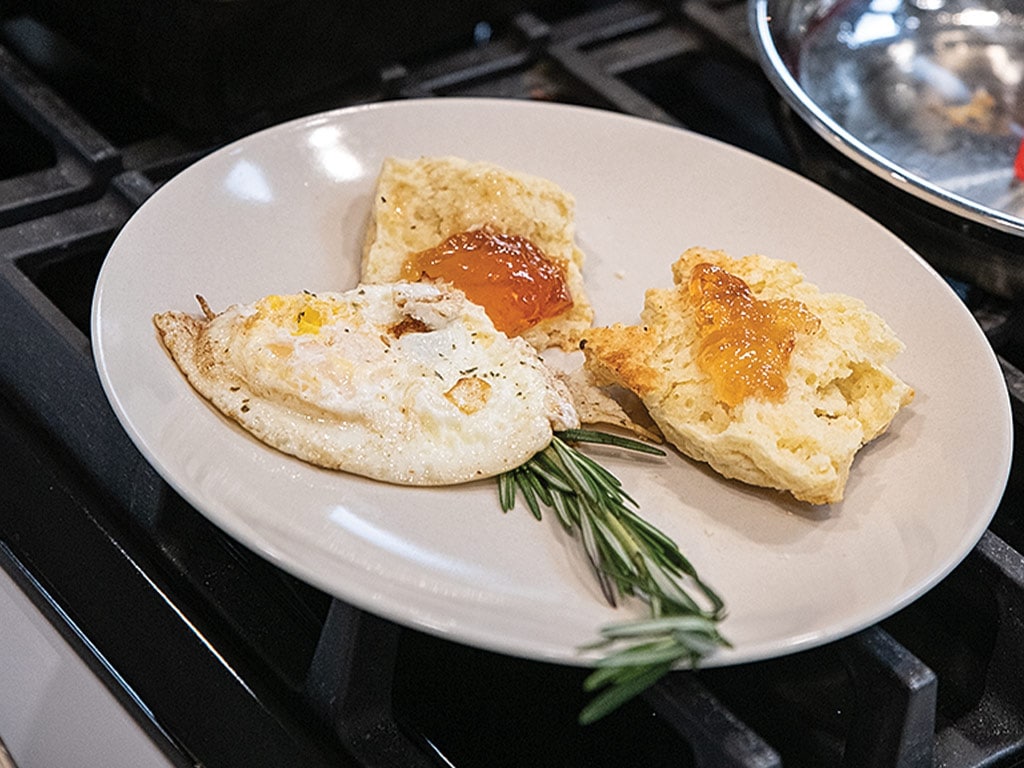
[1,2,1022,767]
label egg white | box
[153,282,578,485]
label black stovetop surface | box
[2,2,1024,767]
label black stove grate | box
[1,2,1023,767]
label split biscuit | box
[580,247,914,505]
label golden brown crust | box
[579,323,662,398]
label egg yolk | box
[401,227,573,336]
[689,262,819,406]
[295,305,326,335]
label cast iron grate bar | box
[304,600,431,767]
[644,674,782,767]
[0,256,136,500]
[0,43,119,226]
[548,38,681,123]
[839,627,937,768]
[548,0,669,48]
[932,532,1024,766]
[0,43,119,173]
[399,14,543,96]
[681,0,757,59]
[999,357,1024,426]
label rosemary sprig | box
[498,429,730,724]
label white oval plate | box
[92,98,1012,667]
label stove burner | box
[0,2,1022,767]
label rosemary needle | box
[498,429,730,724]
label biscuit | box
[361,155,593,351]
[579,247,914,504]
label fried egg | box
[153,282,579,485]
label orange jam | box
[401,227,573,335]
[689,262,819,406]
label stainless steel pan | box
[750,0,1024,238]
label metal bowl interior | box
[750,0,1024,237]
